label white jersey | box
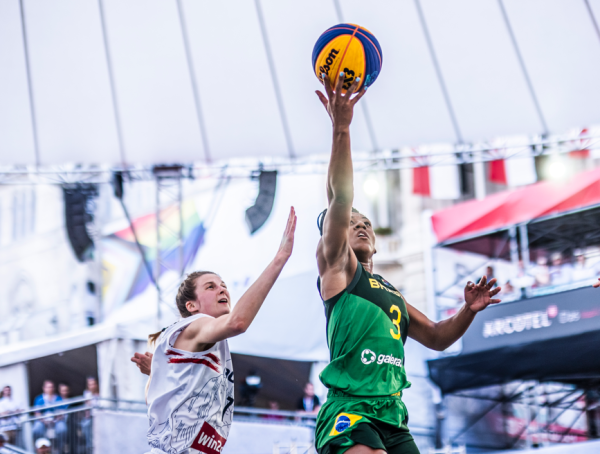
[147,314,234,454]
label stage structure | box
[427,170,600,449]
[2,1,600,168]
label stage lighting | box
[63,184,99,262]
[246,170,277,234]
[547,157,567,181]
[363,177,380,197]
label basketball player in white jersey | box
[132,207,296,454]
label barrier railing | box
[0,397,320,453]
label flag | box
[569,128,590,159]
[487,137,537,188]
[412,145,460,199]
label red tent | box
[432,168,600,244]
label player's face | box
[192,274,231,318]
[348,213,375,259]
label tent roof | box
[3,0,600,166]
[432,167,600,244]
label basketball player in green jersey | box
[313,72,502,454]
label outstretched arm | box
[408,276,501,351]
[183,207,297,346]
[316,74,366,265]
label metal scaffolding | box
[153,165,189,325]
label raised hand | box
[464,275,502,313]
[315,72,366,129]
[131,352,153,376]
[276,207,297,261]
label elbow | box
[331,193,352,208]
[433,339,455,352]
[228,318,247,336]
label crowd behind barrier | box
[0,378,320,453]
[0,377,100,454]
[501,250,600,301]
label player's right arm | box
[315,72,366,299]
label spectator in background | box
[549,252,572,286]
[0,386,24,444]
[32,381,66,446]
[83,377,99,400]
[485,266,497,288]
[81,377,99,452]
[57,383,70,409]
[573,254,595,282]
[512,259,535,298]
[264,401,284,421]
[296,382,320,413]
[34,437,51,454]
[533,256,550,287]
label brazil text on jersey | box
[369,278,402,298]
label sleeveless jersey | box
[318,263,411,397]
[147,314,234,454]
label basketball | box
[312,23,383,93]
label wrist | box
[273,253,290,268]
[333,125,350,135]
[464,303,478,316]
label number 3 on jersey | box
[390,305,401,340]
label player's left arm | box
[407,276,501,351]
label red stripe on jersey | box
[165,350,183,356]
[203,353,221,365]
[168,357,220,373]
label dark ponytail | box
[147,271,218,347]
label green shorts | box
[315,391,420,454]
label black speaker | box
[245,170,277,234]
[63,184,98,262]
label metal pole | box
[525,383,532,449]
[254,0,296,158]
[519,224,530,269]
[509,225,519,266]
[414,0,463,143]
[178,176,184,277]
[175,0,211,162]
[497,0,548,135]
[156,176,162,326]
[97,0,127,165]
[18,0,41,167]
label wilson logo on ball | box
[312,23,383,94]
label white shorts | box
[145,449,167,454]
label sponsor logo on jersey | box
[361,349,376,364]
[360,349,403,368]
[191,421,226,454]
[329,413,363,436]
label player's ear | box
[185,300,197,313]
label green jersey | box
[318,262,411,397]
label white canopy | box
[2,0,600,166]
